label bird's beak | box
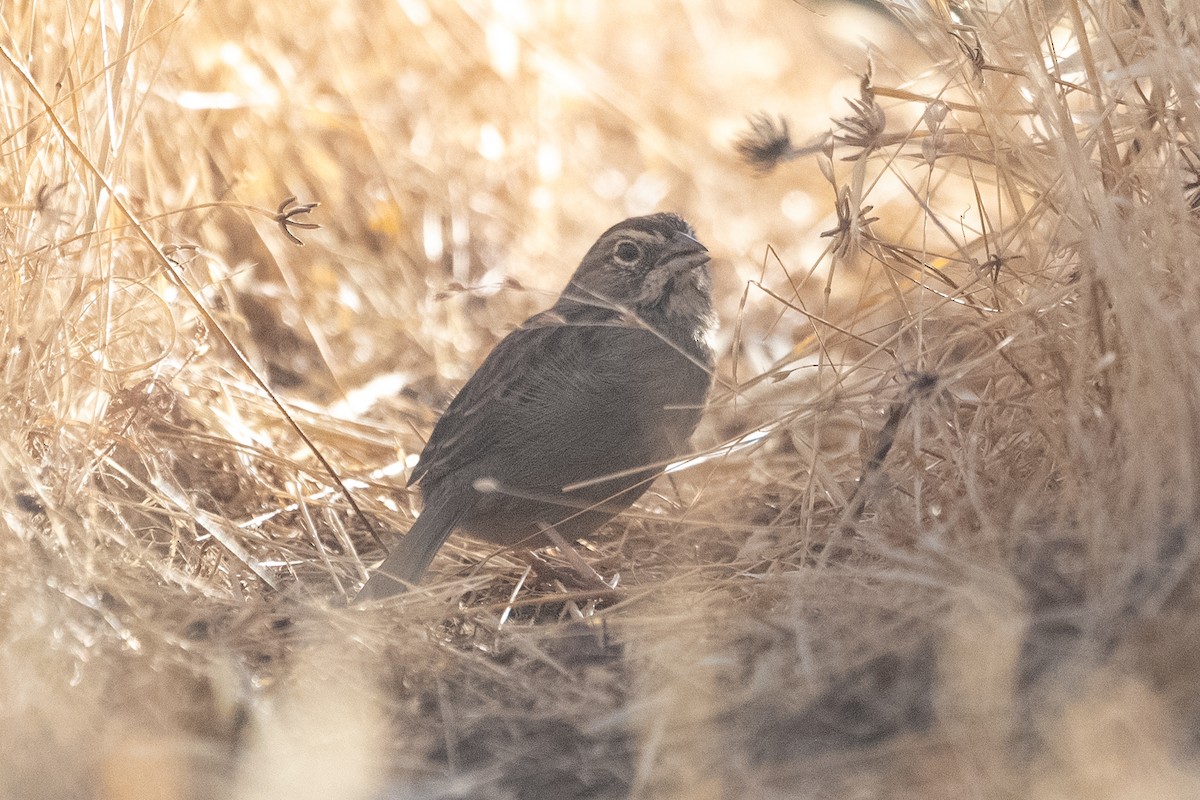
[660,230,711,272]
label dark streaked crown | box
[595,212,695,242]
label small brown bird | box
[356,213,715,600]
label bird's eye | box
[613,239,642,265]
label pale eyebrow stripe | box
[606,229,662,245]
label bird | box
[356,212,716,601]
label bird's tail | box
[354,495,463,602]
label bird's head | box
[555,213,715,341]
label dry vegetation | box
[4,0,1200,797]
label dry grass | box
[4,0,1200,797]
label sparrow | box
[356,212,715,600]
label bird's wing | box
[410,308,709,492]
[409,312,596,487]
